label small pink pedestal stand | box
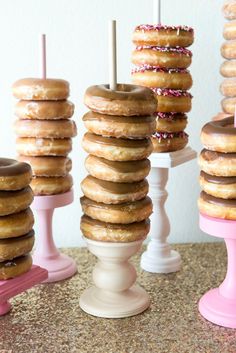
[199,213,236,328]
[32,190,77,283]
[0,265,48,316]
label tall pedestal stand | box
[141,147,197,273]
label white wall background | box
[0,0,224,247]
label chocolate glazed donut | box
[201,116,236,152]
[198,191,236,220]
[0,158,32,190]
[200,171,236,199]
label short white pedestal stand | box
[80,238,150,318]
[141,147,197,273]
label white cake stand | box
[141,146,197,273]
[80,237,150,318]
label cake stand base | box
[199,213,236,328]
[0,301,11,316]
[0,265,48,316]
[141,248,181,273]
[33,253,77,283]
[199,288,236,328]
[79,238,150,318]
[80,285,150,318]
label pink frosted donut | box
[132,65,192,90]
[133,24,194,47]
[131,46,192,68]
[151,88,192,113]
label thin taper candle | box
[153,0,161,24]
[41,34,47,79]
[108,20,117,90]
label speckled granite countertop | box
[0,243,235,353]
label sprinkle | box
[150,87,193,97]
[135,24,194,33]
[132,65,188,74]
[155,112,187,120]
[152,131,189,140]
[4,261,16,267]
[135,45,192,56]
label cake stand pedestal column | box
[32,190,77,283]
[0,265,48,315]
[199,213,236,328]
[79,238,150,318]
[141,147,197,273]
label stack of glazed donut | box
[80,84,156,242]
[13,78,77,195]
[0,158,35,280]
[132,24,194,152]
[220,0,236,116]
[198,116,236,220]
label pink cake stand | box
[32,190,77,283]
[0,265,48,316]
[199,213,236,328]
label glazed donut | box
[222,96,236,113]
[0,158,32,191]
[80,196,153,224]
[0,255,32,280]
[155,112,188,133]
[151,88,192,113]
[223,20,236,40]
[133,24,194,47]
[201,116,236,153]
[151,131,188,152]
[85,155,150,183]
[14,100,74,120]
[30,174,73,195]
[14,119,77,138]
[199,149,236,177]
[81,175,148,204]
[82,132,153,161]
[132,46,192,68]
[132,66,192,90]
[222,0,236,19]
[200,171,236,199]
[12,78,69,100]
[0,230,34,261]
[18,156,72,177]
[221,40,236,59]
[198,191,236,220]
[212,112,232,121]
[220,78,236,97]
[0,208,34,239]
[220,60,236,77]
[84,84,157,116]
[0,187,33,216]
[81,215,150,242]
[82,111,156,139]
[16,137,72,156]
